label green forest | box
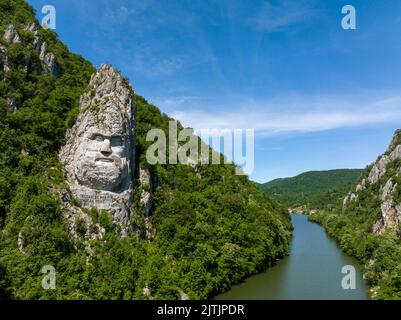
[259,169,363,209]
[0,0,292,299]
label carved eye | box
[91,134,104,142]
[111,136,124,146]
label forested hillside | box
[259,169,363,209]
[0,0,292,299]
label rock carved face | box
[60,64,135,194]
[70,108,132,192]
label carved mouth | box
[94,154,123,166]
[95,157,114,163]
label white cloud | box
[159,96,201,107]
[168,94,401,135]
[127,44,184,77]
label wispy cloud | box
[248,1,316,32]
[157,96,202,107]
[113,43,185,78]
[103,5,130,24]
[169,94,401,135]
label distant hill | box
[259,169,363,209]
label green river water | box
[215,214,369,300]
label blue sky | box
[30,0,401,182]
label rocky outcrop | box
[23,23,42,52]
[39,41,59,76]
[17,230,26,254]
[59,190,106,243]
[139,168,153,217]
[0,23,65,114]
[356,178,366,192]
[367,145,401,185]
[367,155,389,185]
[343,130,401,233]
[2,25,20,80]
[377,179,399,231]
[5,96,19,113]
[342,192,357,211]
[142,287,154,300]
[2,23,59,77]
[0,44,10,74]
[343,178,365,209]
[24,22,38,34]
[59,64,136,236]
[137,167,156,239]
[25,22,59,76]
[4,24,20,44]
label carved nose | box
[100,139,112,155]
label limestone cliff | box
[343,130,401,234]
[2,23,59,77]
[1,22,60,111]
[59,64,136,236]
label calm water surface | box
[215,214,369,300]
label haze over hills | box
[258,169,363,209]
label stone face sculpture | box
[60,64,136,233]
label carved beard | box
[74,153,128,191]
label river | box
[215,214,369,300]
